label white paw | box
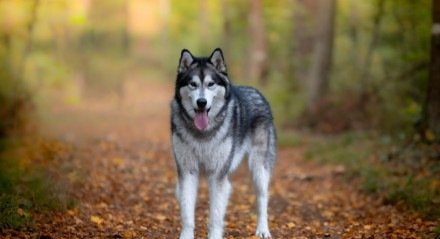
[208,227,223,239]
[179,227,194,239]
[256,228,272,238]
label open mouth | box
[194,108,210,114]
[194,108,210,131]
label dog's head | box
[175,48,231,132]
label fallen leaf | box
[90,215,104,225]
[364,225,372,230]
[425,129,435,141]
[156,214,167,221]
[112,157,125,167]
[123,230,136,239]
[17,208,24,216]
[67,209,76,216]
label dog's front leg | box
[207,176,231,239]
[249,155,272,239]
[177,172,199,239]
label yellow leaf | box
[123,230,137,239]
[156,214,166,221]
[67,209,76,216]
[287,222,296,228]
[112,157,125,166]
[17,208,24,216]
[90,215,104,225]
[139,226,147,231]
[322,210,334,218]
[96,202,108,208]
[425,129,436,141]
[67,171,79,183]
[364,224,372,230]
[431,180,440,191]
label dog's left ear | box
[209,48,227,73]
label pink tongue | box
[194,111,209,131]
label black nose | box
[197,98,207,109]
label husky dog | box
[171,48,276,239]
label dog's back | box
[232,86,274,136]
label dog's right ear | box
[178,49,194,73]
[209,48,227,73]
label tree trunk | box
[221,0,231,61]
[359,0,385,90]
[306,0,336,113]
[293,0,319,84]
[348,0,359,72]
[17,0,40,82]
[424,0,440,136]
[248,0,268,85]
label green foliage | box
[0,0,436,232]
[0,1,74,230]
[265,75,305,129]
[1,0,433,133]
[25,51,71,89]
[0,40,33,139]
[385,179,429,209]
[329,0,431,133]
[0,195,31,230]
[305,133,440,219]
[162,0,430,133]
[277,131,303,148]
[0,155,33,230]
[435,225,440,237]
[304,132,372,168]
[360,168,385,194]
[0,142,74,230]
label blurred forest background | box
[1,0,439,233]
[0,0,436,133]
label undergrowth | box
[0,139,75,230]
[290,131,440,219]
[435,226,440,237]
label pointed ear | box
[178,49,194,73]
[209,48,227,73]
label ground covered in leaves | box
[1,80,439,238]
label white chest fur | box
[172,129,249,176]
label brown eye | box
[207,82,215,87]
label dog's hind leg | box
[207,176,232,239]
[249,125,275,239]
[177,172,199,239]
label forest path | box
[5,79,437,238]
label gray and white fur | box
[171,48,276,239]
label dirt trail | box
[3,80,438,238]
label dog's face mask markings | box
[177,50,227,131]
